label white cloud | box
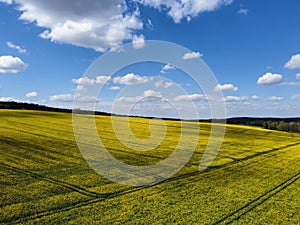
[49,94,73,102]
[215,83,238,92]
[10,0,143,52]
[113,73,153,85]
[135,0,233,23]
[50,93,98,102]
[0,55,27,73]
[155,80,174,88]
[76,85,85,91]
[238,8,248,15]
[279,82,300,86]
[3,1,235,51]
[252,95,261,100]
[161,64,175,73]
[285,54,300,69]
[116,96,139,103]
[116,89,163,103]
[6,42,27,54]
[267,96,284,101]
[109,86,121,91]
[72,77,94,85]
[74,94,99,103]
[95,76,111,84]
[182,52,203,60]
[0,97,16,101]
[224,96,248,102]
[174,94,207,102]
[26,91,38,98]
[143,90,162,98]
[296,73,300,80]
[257,72,283,85]
[72,76,111,85]
[291,94,300,100]
[0,0,12,4]
[132,34,145,49]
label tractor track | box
[212,171,300,225]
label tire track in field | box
[163,141,300,190]
[0,162,107,199]
[1,142,300,224]
[3,189,142,225]
[212,171,300,225]
[205,142,300,171]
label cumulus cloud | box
[143,90,162,98]
[0,97,16,101]
[257,72,283,85]
[279,82,300,86]
[252,95,261,100]
[108,86,121,91]
[134,0,233,23]
[182,52,202,60]
[95,76,111,84]
[72,76,111,85]
[285,54,300,69]
[9,0,143,52]
[267,96,284,101]
[161,64,175,73]
[174,94,207,102]
[0,0,12,4]
[76,85,85,91]
[113,73,153,85]
[238,8,248,15]
[2,1,235,51]
[116,96,139,103]
[215,83,238,92]
[49,94,73,102]
[6,42,27,54]
[116,89,163,103]
[74,94,99,103]
[296,73,300,80]
[26,91,38,98]
[224,96,248,102]
[50,93,98,102]
[0,55,27,73]
[132,34,145,49]
[72,77,94,85]
[155,80,174,88]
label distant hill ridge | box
[1,101,300,133]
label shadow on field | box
[1,141,300,224]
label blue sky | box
[1,0,300,118]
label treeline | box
[0,101,111,116]
[252,120,300,133]
[0,101,72,113]
[228,118,300,133]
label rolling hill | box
[0,109,299,224]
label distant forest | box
[1,101,300,133]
